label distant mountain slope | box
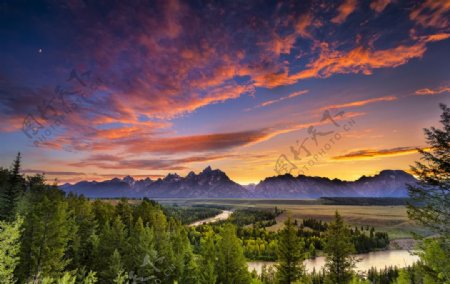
[253,170,416,198]
[60,168,416,198]
[61,166,249,198]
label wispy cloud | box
[320,96,397,110]
[332,146,430,161]
[249,90,309,110]
[415,87,450,96]
[410,0,450,28]
[21,169,86,176]
[69,153,235,170]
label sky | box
[0,0,449,185]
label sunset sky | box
[1,0,449,184]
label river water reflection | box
[248,250,419,274]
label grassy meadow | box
[150,198,427,239]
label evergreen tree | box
[126,217,156,279]
[200,235,217,284]
[181,248,201,284]
[96,216,127,281]
[407,103,450,283]
[275,218,305,284]
[308,243,316,259]
[115,198,133,230]
[17,187,72,282]
[0,153,25,220]
[323,211,356,284]
[0,216,23,283]
[217,223,251,284]
[103,249,126,282]
[66,194,98,271]
[407,103,450,236]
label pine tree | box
[0,153,25,220]
[275,217,305,284]
[126,218,156,278]
[308,243,316,259]
[103,249,126,282]
[96,216,127,281]
[323,211,356,284]
[181,248,201,284]
[66,194,98,271]
[17,187,72,282]
[216,223,251,284]
[407,103,450,236]
[200,235,217,284]
[407,104,450,283]
[0,216,23,283]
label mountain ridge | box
[60,167,416,198]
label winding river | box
[248,250,419,274]
[188,211,419,274]
[189,210,233,227]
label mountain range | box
[60,166,416,199]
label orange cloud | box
[410,0,450,28]
[332,146,430,160]
[123,129,270,154]
[415,87,450,96]
[370,0,391,13]
[423,33,450,42]
[254,41,428,88]
[320,96,397,110]
[332,0,358,24]
[69,153,235,170]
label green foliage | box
[407,103,450,283]
[229,208,281,227]
[275,218,305,284]
[323,211,356,284]
[17,187,71,282]
[418,238,450,282]
[407,103,450,237]
[0,153,25,220]
[163,205,222,224]
[216,223,251,284]
[367,266,400,284]
[0,215,23,283]
[200,235,217,284]
[102,249,125,282]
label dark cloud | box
[332,146,430,160]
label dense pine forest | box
[0,104,449,283]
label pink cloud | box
[332,0,358,24]
[415,87,450,96]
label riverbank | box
[248,250,419,275]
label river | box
[189,210,233,227]
[248,250,419,274]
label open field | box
[98,198,427,239]
[150,198,427,239]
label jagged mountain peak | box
[123,175,135,184]
[163,173,181,182]
[60,169,416,199]
[202,165,213,173]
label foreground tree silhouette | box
[0,153,24,220]
[407,103,450,282]
[275,217,305,284]
[323,211,356,284]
